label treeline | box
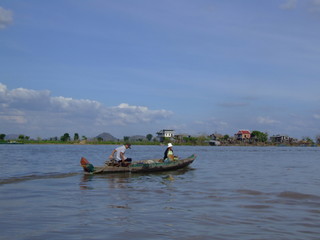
[0,132,156,145]
[1,131,319,146]
[0,133,83,143]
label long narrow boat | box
[80,154,196,174]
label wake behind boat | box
[80,154,196,174]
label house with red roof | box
[235,130,251,141]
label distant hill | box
[96,132,118,141]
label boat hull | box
[80,154,196,174]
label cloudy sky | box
[1,0,320,139]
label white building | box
[156,129,175,142]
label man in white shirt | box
[109,143,132,166]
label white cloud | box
[0,109,26,124]
[309,0,320,12]
[280,0,297,10]
[0,6,13,29]
[50,96,102,115]
[0,83,173,137]
[5,87,51,111]
[189,118,229,135]
[108,103,172,125]
[280,0,320,13]
[313,114,320,119]
[257,116,280,125]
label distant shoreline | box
[1,140,318,147]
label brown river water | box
[1,144,320,240]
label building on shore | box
[270,135,297,144]
[234,130,251,141]
[156,129,175,142]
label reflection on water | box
[80,167,194,190]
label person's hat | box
[168,143,173,148]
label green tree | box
[0,134,6,140]
[251,131,268,142]
[183,136,197,145]
[223,135,230,141]
[18,134,25,140]
[60,133,71,142]
[146,134,153,141]
[74,133,79,141]
[197,135,207,145]
[302,137,314,145]
[123,136,130,142]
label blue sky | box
[1,0,320,139]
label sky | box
[1,0,320,140]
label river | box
[0,144,319,240]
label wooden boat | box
[80,154,196,174]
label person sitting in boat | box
[163,143,177,162]
[109,143,132,167]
